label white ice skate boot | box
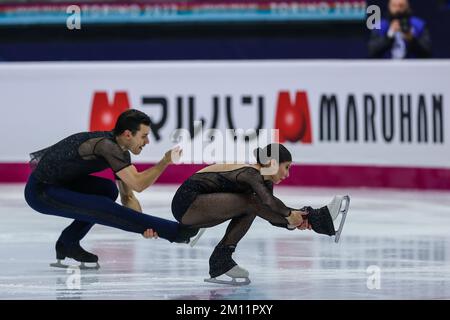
[301,195,350,243]
[204,265,251,286]
[204,245,251,286]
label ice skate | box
[203,245,251,286]
[174,225,202,245]
[326,195,350,243]
[204,265,251,286]
[189,228,206,247]
[301,195,350,243]
[50,241,100,270]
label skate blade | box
[334,195,350,243]
[50,260,69,269]
[189,228,206,247]
[204,277,251,286]
[50,260,100,270]
[79,262,100,270]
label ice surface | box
[1,184,449,299]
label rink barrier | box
[1,163,450,190]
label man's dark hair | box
[113,109,151,136]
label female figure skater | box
[171,143,349,285]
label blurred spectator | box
[368,0,432,58]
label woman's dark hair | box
[113,109,151,136]
[253,143,292,166]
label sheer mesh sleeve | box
[263,180,298,211]
[93,138,131,173]
[236,168,291,217]
[29,147,51,171]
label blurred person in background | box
[368,0,432,58]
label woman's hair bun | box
[253,147,262,165]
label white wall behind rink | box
[0,60,449,169]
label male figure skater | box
[25,109,198,269]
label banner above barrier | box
[0,1,367,25]
[0,60,449,188]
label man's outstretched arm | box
[116,146,182,193]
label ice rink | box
[1,184,449,300]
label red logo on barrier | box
[89,91,130,131]
[275,91,312,143]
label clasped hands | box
[287,210,312,231]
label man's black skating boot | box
[50,240,100,270]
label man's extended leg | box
[25,174,181,242]
[57,176,119,246]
